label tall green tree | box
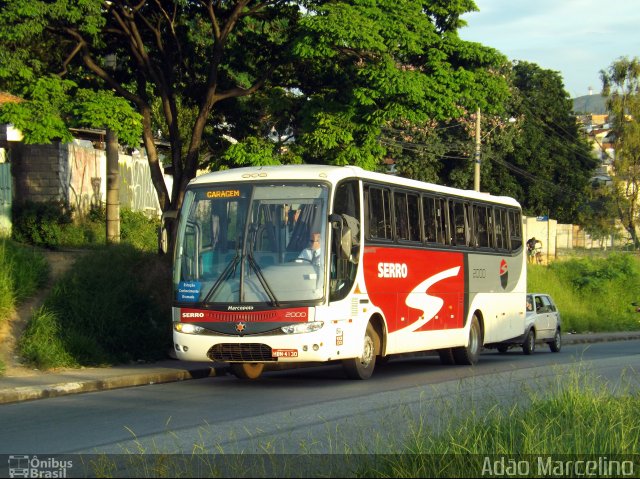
[475,61,597,222]
[600,56,640,248]
[383,61,597,224]
[0,0,510,224]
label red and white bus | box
[171,165,526,379]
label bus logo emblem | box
[235,322,246,333]
[500,259,508,289]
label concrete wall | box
[523,216,557,261]
[10,140,171,218]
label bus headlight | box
[281,321,324,335]
[174,322,205,334]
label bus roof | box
[189,165,521,208]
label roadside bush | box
[120,208,161,252]
[0,240,48,375]
[0,239,48,315]
[528,253,640,332]
[11,200,73,248]
[12,201,160,252]
[19,244,172,368]
[19,306,79,369]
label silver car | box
[496,293,562,354]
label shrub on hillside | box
[12,201,160,252]
[19,244,172,368]
[11,200,73,248]
[528,253,640,332]
[0,239,48,314]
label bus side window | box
[331,180,360,302]
[435,198,447,244]
[509,209,523,251]
[449,200,469,246]
[407,193,420,241]
[475,204,491,248]
[494,207,508,250]
[423,196,436,243]
[424,196,447,245]
[367,186,392,240]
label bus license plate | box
[272,349,298,358]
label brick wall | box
[12,143,69,205]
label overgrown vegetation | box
[0,239,49,312]
[11,201,160,252]
[0,240,49,373]
[1,205,164,372]
[19,244,172,369]
[361,371,640,477]
[528,253,640,332]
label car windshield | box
[173,182,329,305]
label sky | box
[459,0,640,99]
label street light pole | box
[474,107,481,192]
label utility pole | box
[106,128,120,244]
[474,107,481,192]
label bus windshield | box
[174,182,329,305]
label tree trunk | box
[106,129,120,244]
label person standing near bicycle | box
[526,237,542,263]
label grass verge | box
[360,369,640,477]
[528,253,640,332]
[19,244,172,369]
[77,368,640,477]
[0,239,48,374]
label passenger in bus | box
[298,231,322,265]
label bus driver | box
[298,232,322,264]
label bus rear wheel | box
[343,323,377,380]
[452,316,482,365]
[231,362,264,380]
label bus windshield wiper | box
[202,252,240,303]
[247,252,280,307]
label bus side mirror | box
[159,210,178,254]
[329,214,353,260]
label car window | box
[540,295,555,312]
[534,296,544,312]
[526,295,534,312]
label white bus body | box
[171,165,526,379]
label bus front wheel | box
[452,316,482,365]
[343,323,377,380]
[231,362,264,380]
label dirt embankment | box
[0,251,85,376]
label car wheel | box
[522,329,535,355]
[549,328,562,352]
[343,323,377,380]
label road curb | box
[0,366,223,405]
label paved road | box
[2,331,639,405]
[0,339,638,459]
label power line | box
[379,135,562,190]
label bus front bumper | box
[172,327,358,364]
